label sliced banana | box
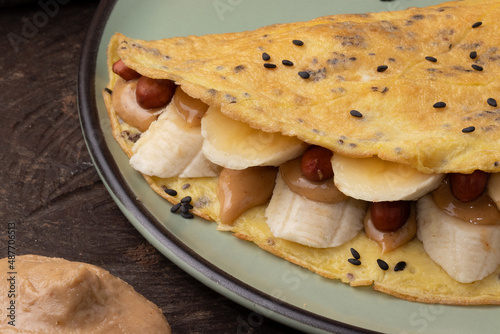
[265,172,367,248]
[130,102,221,178]
[332,155,445,202]
[201,106,307,170]
[417,194,500,283]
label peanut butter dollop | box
[0,255,171,334]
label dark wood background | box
[0,1,307,333]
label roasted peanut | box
[449,170,489,203]
[112,59,141,81]
[300,146,334,182]
[370,201,411,232]
[135,77,176,109]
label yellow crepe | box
[111,0,500,174]
[104,0,500,305]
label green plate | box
[78,1,499,333]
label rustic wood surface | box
[0,2,307,333]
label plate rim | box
[76,1,395,333]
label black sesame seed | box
[127,132,141,143]
[377,65,389,72]
[470,51,478,59]
[170,203,181,213]
[462,126,476,133]
[394,261,407,272]
[472,64,483,71]
[350,248,360,260]
[180,204,190,214]
[350,109,363,118]
[104,87,113,94]
[282,59,294,66]
[264,63,277,69]
[472,21,482,28]
[183,203,194,210]
[488,98,498,107]
[164,188,177,196]
[425,56,437,62]
[180,212,194,219]
[298,71,310,79]
[377,259,389,271]
[234,65,245,73]
[292,39,304,46]
[262,52,271,61]
[180,196,192,203]
[433,102,447,108]
[348,258,361,266]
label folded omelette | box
[103,0,500,305]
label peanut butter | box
[218,167,278,224]
[0,255,170,334]
[433,178,500,225]
[173,86,209,127]
[280,158,347,204]
[112,77,162,132]
[364,205,417,253]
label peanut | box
[371,201,411,232]
[112,59,141,81]
[449,170,489,203]
[300,146,334,182]
[135,77,176,109]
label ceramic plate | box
[78,1,499,333]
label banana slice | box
[265,172,367,248]
[417,195,500,283]
[332,155,445,202]
[201,106,307,170]
[488,173,500,210]
[130,102,221,178]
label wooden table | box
[0,2,306,333]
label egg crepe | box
[110,0,500,174]
[103,0,500,305]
